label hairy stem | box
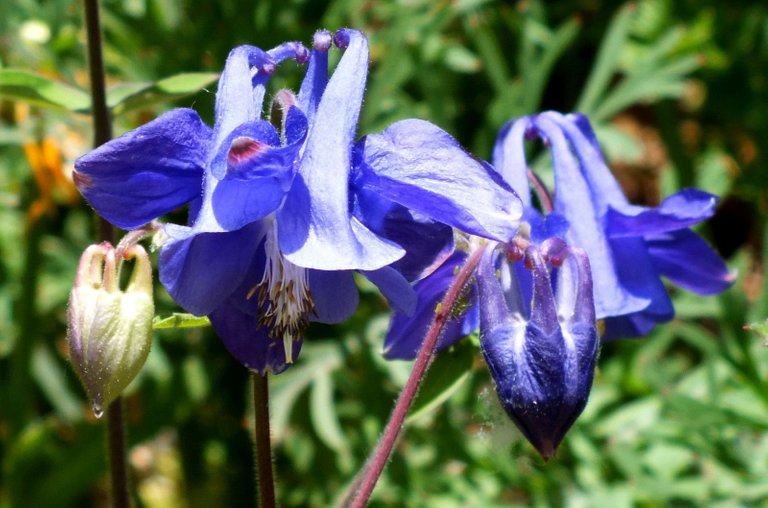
[253,372,276,508]
[106,399,130,508]
[348,244,487,507]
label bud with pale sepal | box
[476,238,598,459]
[67,242,154,416]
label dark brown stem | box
[84,1,126,506]
[106,398,130,508]
[253,372,276,508]
[348,244,487,508]
[83,0,112,148]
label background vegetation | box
[1,0,767,506]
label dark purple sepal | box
[208,303,302,375]
[476,245,598,459]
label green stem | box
[348,244,487,508]
[253,372,276,508]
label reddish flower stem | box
[348,244,487,508]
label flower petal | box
[209,304,301,375]
[356,119,522,242]
[360,266,417,315]
[606,189,719,238]
[647,229,735,295]
[547,111,629,211]
[308,270,359,324]
[209,120,281,180]
[297,30,332,128]
[158,222,262,316]
[353,187,454,282]
[534,114,650,319]
[210,117,306,230]
[73,108,210,230]
[212,45,272,149]
[278,29,404,270]
[492,117,533,207]
[383,252,477,360]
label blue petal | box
[212,46,271,149]
[646,229,735,295]
[492,117,533,207]
[602,312,665,340]
[278,29,404,270]
[383,252,476,360]
[606,189,718,238]
[533,114,649,319]
[308,270,359,324]
[297,30,332,128]
[546,111,629,211]
[73,108,210,230]
[209,304,301,375]
[356,119,522,242]
[158,222,262,316]
[210,117,307,230]
[209,120,281,180]
[353,187,454,282]
[360,266,417,315]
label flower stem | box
[83,1,126,506]
[252,372,276,508]
[83,0,112,148]
[106,398,130,508]
[348,244,487,508]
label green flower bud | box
[67,242,153,416]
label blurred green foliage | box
[1,0,767,506]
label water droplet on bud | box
[92,404,104,419]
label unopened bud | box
[476,242,598,460]
[67,242,153,416]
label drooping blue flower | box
[493,111,734,339]
[74,29,522,374]
[476,239,598,459]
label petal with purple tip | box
[647,229,735,295]
[606,189,718,238]
[278,30,404,270]
[73,108,210,230]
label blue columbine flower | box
[74,29,522,374]
[476,238,598,459]
[493,111,734,338]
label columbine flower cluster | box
[73,29,520,374]
[72,29,732,457]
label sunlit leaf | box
[153,312,211,329]
[0,69,90,111]
[109,72,218,114]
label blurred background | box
[1,0,767,506]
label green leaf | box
[30,344,83,422]
[270,343,343,442]
[153,312,210,329]
[310,371,351,458]
[109,72,219,114]
[0,69,90,111]
[576,3,635,115]
[407,339,475,422]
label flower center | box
[249,220,314,363]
